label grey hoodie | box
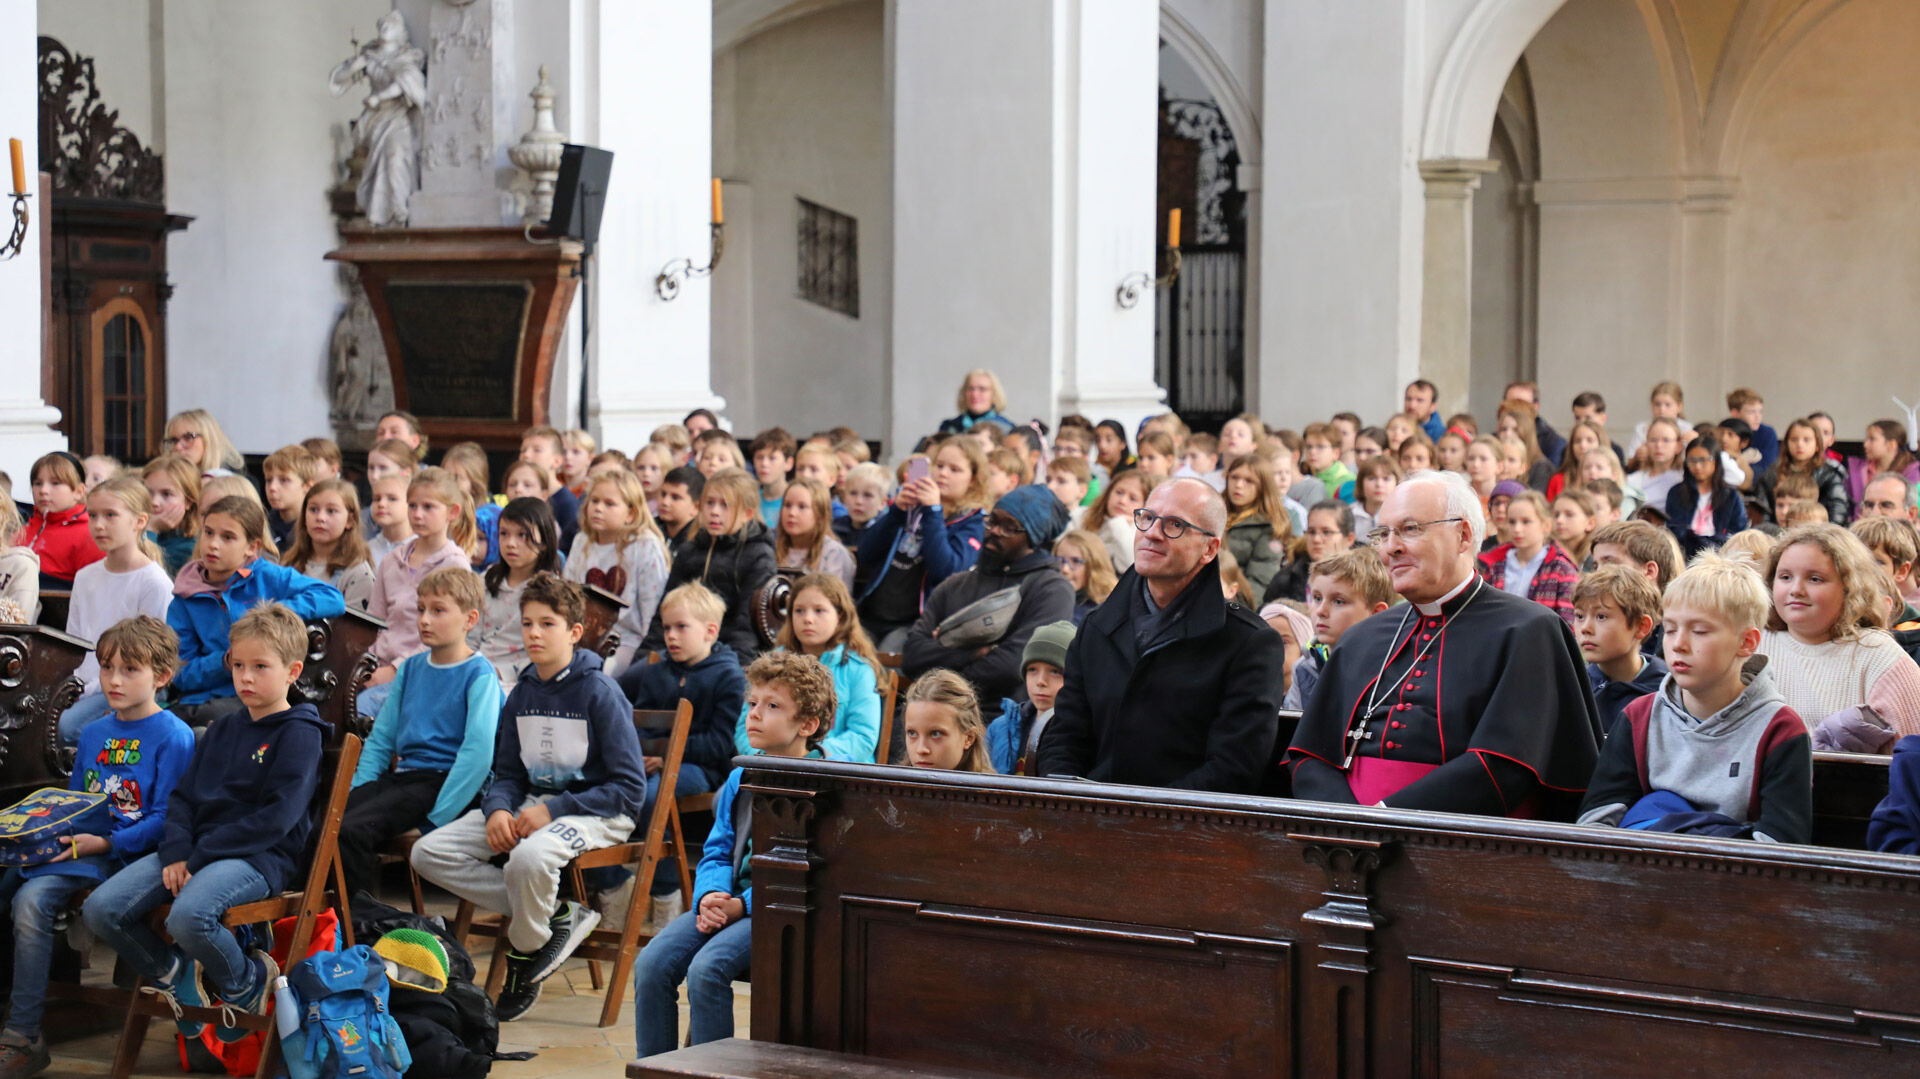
[1578,655,1813,843]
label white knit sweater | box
[1757,629,1920,737]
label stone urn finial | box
[510,65,567,227]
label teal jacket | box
[733,644,882,764]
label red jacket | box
[1477,541,1580,626]
[18,503,104,583]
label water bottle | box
[274,976,300,1039]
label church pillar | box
[1676,178,1736,402]
[1419,158,1499,418]
[583,0,724,450]
[1257,0,1426,428]
[0,3,66,481]
[890,0,1162,457]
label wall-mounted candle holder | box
[655,221,725,301]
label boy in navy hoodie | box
[633,651,836,1059]
[616,582,746,928]
[1573,565,1670,737]
[0,616,195,1075]
[410,572,646,1022]
[84,603,327,1043]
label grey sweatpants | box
[410,795,635,953]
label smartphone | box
[906,457,930,486]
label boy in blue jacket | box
[166,496,346,727]
[616,582,745,928]
[84,604,328,1044]
[339,567,503,899]
[632,651,835,1059]
[987,621,1074,774]
[410,572,646,1022]
[0,616,195,1074]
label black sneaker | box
[0,1031,49,1079]
[494,952,542,1022]
[526,901,601,983]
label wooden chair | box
[877,651,908,766]
[108,734,364,1079]
[876,666,899,766]
[458,700,696,1029]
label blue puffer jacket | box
[855,504,984,606]
[695,748,828,913]
[167,558,348,705]
[732,645,881,765]
[986,698,1036,775]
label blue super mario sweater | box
[26,709,195,883]
[158,702,328,893]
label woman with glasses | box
[162,409,246,480]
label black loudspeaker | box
[547,144,614,249]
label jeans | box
[82,853,270,998]
[0,869,95,1039]
[57,690,111,747]
[632,909,750,1058]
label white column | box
[0,3,66,481]
[585,0,723,451]
[1419,158,1499,417]
[1057,0,1166,436]
[890,0,1161,457]
[1257,0,1426,428]
[1676,178,1736,401]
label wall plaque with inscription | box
[327,227,582,450]
[384,281,531,421]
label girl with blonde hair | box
[901,669,995,773]
[564,466,668,673]
[1053,529,1116,626]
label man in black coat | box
[1036,477,1285,793]
[904,485,1075,704]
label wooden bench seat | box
[629,1039,1021,1079]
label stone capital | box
[1419,157,1501,200]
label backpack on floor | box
[176,908,340,1076]
[281,945,410,1079]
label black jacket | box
[1754,462,1850,525]
[1036,559,1285,793]
[902,547,1076,704]
[643,520,779,659]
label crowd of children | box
[1,372,1919,1071]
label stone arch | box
[1423,0,1570,161]
[714,0,861,56]
[1158,5,1260,168]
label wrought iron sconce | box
[656,222,725,301]
[1115,245,1181,309]
[0,193,28,262]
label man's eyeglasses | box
[984,514,1022,535]
[1366,517,1464,546]
[1132,508,1216,540]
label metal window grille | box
[796,198,859,318]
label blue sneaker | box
[214,951,279,1044]
[141,952,211,1038]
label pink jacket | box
[368,536,472,666]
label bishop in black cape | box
[1286,578,1602,819]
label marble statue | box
[328,268,395,443]
[330,12,427,228]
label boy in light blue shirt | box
[339,566,502,899]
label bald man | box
[1036,477,1286,792]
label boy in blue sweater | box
[84,603,328,1043]
[339,566,503,899]
[1574,565,1670,737]
[0,616,195,1075]
[616,582,745,927]
[411,572,646,1022]
[633,651,835,1059]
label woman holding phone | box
[856,437,990,650]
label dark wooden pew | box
[703,757,1920,1078]
[1813,750,1892,850]
[292,608,386,740]
[36,589,71,634]
[0,624,90,807]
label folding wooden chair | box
[108,734,364,1079]
[459,699,695,1028]
[875,666,900,766]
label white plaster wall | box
[1726,0,1920,436]
[1258,0,1424,428]
[36,0,156,149]
[1469,153,1522,419]
[0,3,64,482]
[1161,0,1260,120]
[711,0,888,441]
[159,0,387,455]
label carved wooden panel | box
[841,896,1291,1077]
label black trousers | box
[337,770,447,901]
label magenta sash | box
[1347,758,1437,805]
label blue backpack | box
[281,945,410,1079]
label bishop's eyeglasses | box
[1365,517,1464,547]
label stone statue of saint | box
[328,269,395,441]
[330,12,426,227]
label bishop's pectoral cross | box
[1341,711,1378,770]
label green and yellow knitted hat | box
[373,928,449,993]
